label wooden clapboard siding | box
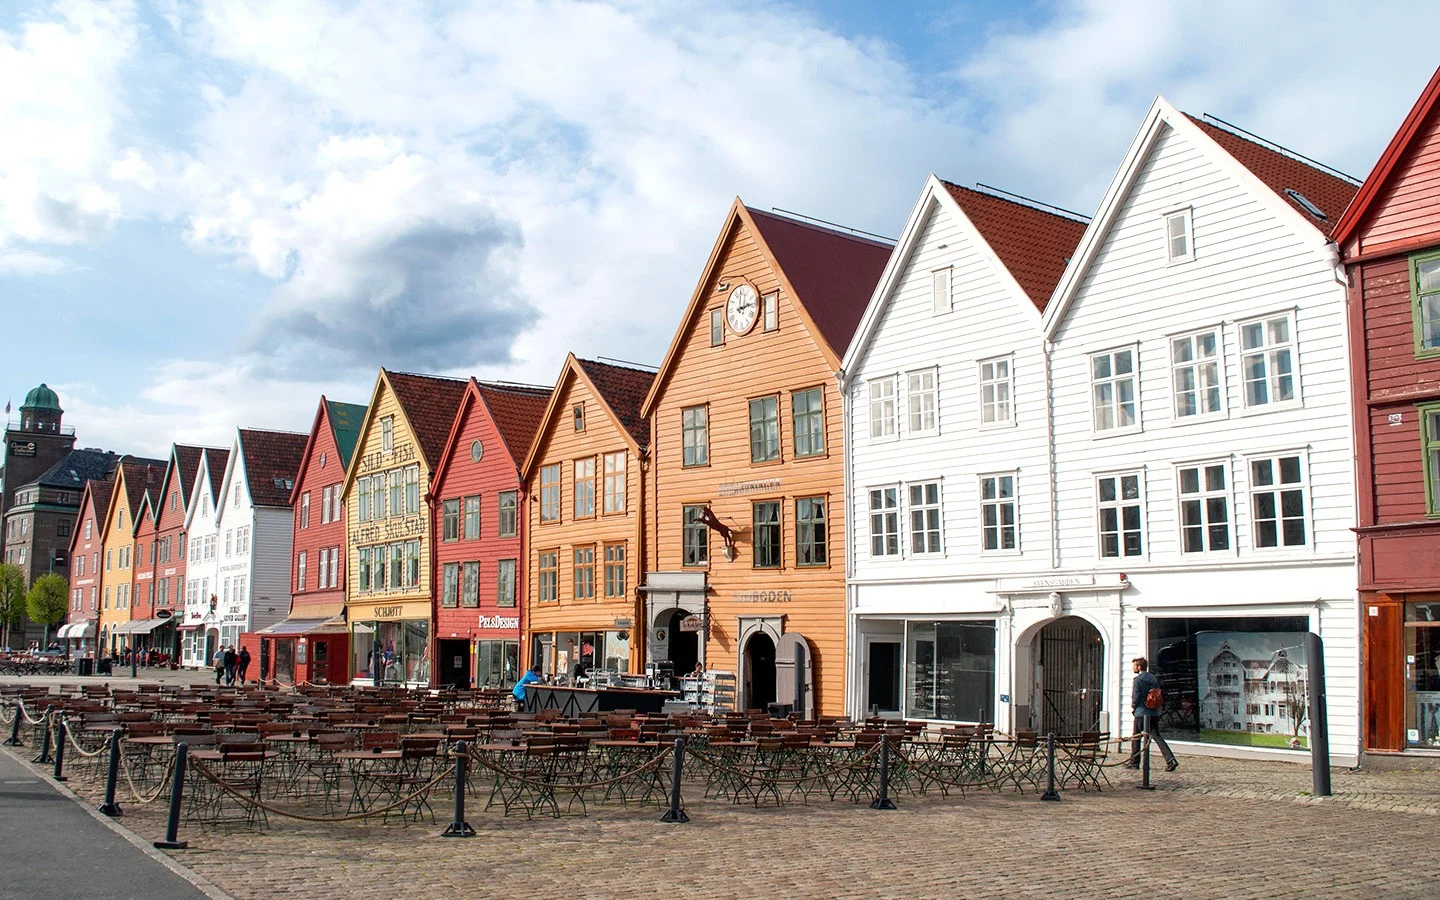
[68,482,110,623]
[291,402,350,620]
[131,500,157,621]
[97,465,136,646]
[1355,108,1440,255]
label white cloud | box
[0,248,70,275]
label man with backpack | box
[1126,656,1178,771]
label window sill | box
[977,420,1015,432]
[1090,426,1143,440]
[979,550,1022,559]
[1236,401,1303,418]
[868,434,901,445]
[1168,412,1228,427]
[750,458,784,468]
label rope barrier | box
[684,741,883,787]
[60,718,107,758]
[465,746,673,792]
[187,758,458,823]
[119,753,176,804]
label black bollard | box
[1139,729,1154,791]
[869,735,897,810]
[1041,731,1061,802]
[34,706,54,765]
[3,700,23,746]
[130,649,138,679]
[51,717,68,782]
[99,728,123,817]
[1305,631,1331,797]
[660,738,689,823]
[153,742,188,850]
[442,741,475,837]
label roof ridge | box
[745,205,895,249]
[386,369,468,383]
[942,180,1091,224]
[576,356,658,375]
[1189,113,1359,184]
[475,380,553,395]
[238,426,309,437]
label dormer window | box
[1165,209,1194,263]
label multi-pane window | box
[868,377,897,439]
[763,292,778,331]
[1096,473,1143,558]
[1412,251,1440,354]
[380,416,394,452]
[405,466,420,514]
[441,562,459,608]
[300,492,311,528]
[868,487,899,557]
[389,469,404,518]
[753,501,781,568]
[749,396,780,462]
[574,458,596,518]
[321,486,332,524]
[907,369,937,434]
[979,357,1012,425]
[351,547,366,589]
[406,540,421,588]
[909,482,942,555]
[796,497,827,566]
[1250,455,1307,548]
[1240,313,1297,408]
[573,404,585,432]
[496,559,516,607]
[463,495,481,539]
[603,545,625,598]
[331,485,342,523]
[538,551,559,602]
[931,267,951,314]
[1423,404,1440,514]
[318,549,329,588]
[682,406,709,467]
[358,476,372,522]
[683,505,708,567]
[442,499,460,542]
[498,492,518,537]
[603,452,626,514]
[573,546,595,599]
[540,464,561,522]
[980,474,1017,552]
[296,551,307,591]
[461,562,479,608]
[1091,348,1137,431]
[389,543,404,590]
[793,388,825,457]
[710,308,724,346]
[372,474,388,519]
[1178,463,1230,552]
[1171,330,1222,418]
[1165,209,1193,262]
[372,544,388,590]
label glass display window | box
[903,621,996,722]
[1406,602,1440,748]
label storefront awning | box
[118,618,171,635]
[57,621,96,639]
[256,616,347,637]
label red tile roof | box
[237,429,308,508]
[204,448,230,504]
[119,458,166,519]
[385,370,470,469]
[746,208,894,356]
[475,382,553,465]
[942,183,1089,311]
[87,480,115,530]
[575,358,656,448]
[171,444,206,510]
[1189,117,1359,237]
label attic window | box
[320,451,327,468]
[1164,209,1194,263]
[273,478,293,492]
[573,404,585,432]
[381,416,395,453]
[1284,189,1327,220]
[931,267,952,315]
[763,292,779,332]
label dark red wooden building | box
[429,379,551,689]
[1337,64,1440,753]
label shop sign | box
[477,615,519,630]
[679,615,703,632]
[221,612,247,624]
[353,517,426,544]
[156,609,172,619]
[733,590,793,603]
[373,605,405,619]
[357,443,416,473]
[718,478,781,497]
[9,440,36,457]
[613,618,632,629]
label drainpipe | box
[1043,338,1059,570]
[838,367,855,720]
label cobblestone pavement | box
[24,747,1439,900]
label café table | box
[336,749,404,815]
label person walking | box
[213,647,226,685]
[1126,656,1178,771]
[223,645,238,686]
[237,646,251,684]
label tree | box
[0,564,25,649]
[25,573,68,646]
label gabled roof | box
[432,380,553,491]
[642,199,891,415]
[33,449,120,491]
[384,371,470,470]
[204,448,230,504]
[942,183,1089,311]
[1044,96,1355,339]
[326,401,367,468]
[81,480,114,533]
[1188,117,1358,237]
[117,457,165,532]
[154,444,213,523]
[522,355,657,479]
[237,428,308,508]
[1333,64,1440,248]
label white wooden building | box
[180,447,226,667]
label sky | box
[1,0,1437,457]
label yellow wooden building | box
[521,355,655,679]
[640,200,892,717]
[340,369,467,686]
[97,458,165,655]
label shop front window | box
[1147,616,1310,749]
[477,640,519,689]
[351,619,431,685]
[1406,602,1440,748]
[904,621,995,722]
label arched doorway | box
[664,609,699,677]
[205,628,219,670]
[744,632,776,710]
[1034,616,1105,737]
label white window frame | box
[906,368,938,436]
[931,267,952,315]
[1175,459,1234,555]
[978,355,1014,428]
[763,291,779,332]
[867,485,900,558]
[907,480,944,556]
[380,416,395,453]
[1164,207,1194,264]
[1094,470,1146,560]
[710,308,725,347]
[1168,326,1225,422]
[1089,345,1140,435]
[978,472,1018,555]
[867,376,898,441]
[1238,310,1301,413]
[1245,449,1312,551]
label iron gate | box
[1038,617,1105,737]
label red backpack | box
[1145,686,1163,710]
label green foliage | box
[25,573,69,628]
[0,564,24,630]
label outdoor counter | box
[523,684,677,716]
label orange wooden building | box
[640,201,891,717]
[521,355,655,679]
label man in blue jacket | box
[512,663,544,709]
[1126,656,1178,771]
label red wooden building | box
[429,379,551,688]
[150,445,205,663]
[1337,64,1440,753]
[256,398,366,686]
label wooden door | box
[775,632,813,719]
[1364,599,1404,751]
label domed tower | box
[19,383,63,434]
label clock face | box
[726,284,759,334]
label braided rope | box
[466,746,672,792]
[685,741,883,787]
[188,758,457,823]
[120,753,176,804]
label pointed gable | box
[942,183,1089,312]
[204,448,230,505]
[474,383,552,466]
[237,429,308,508]
[119,457,166,525]
[172,445,205,507]
[384,371,469,469]
[84,480,115,534]
[574,359,655,449]
[325,401,367,468]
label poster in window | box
[1194,631,1308,749]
